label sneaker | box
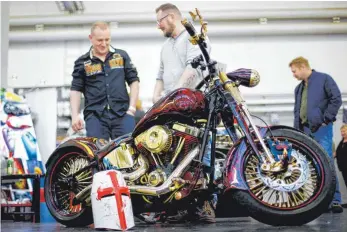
[331,203,343,213]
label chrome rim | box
[51,153,92,216]
[245,146,320,209]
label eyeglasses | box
[156,14,170,25]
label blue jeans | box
[203,128,228,167]
[86,110,135,140]
[304,123,342,205]
[203,138,212,167]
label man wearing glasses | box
[149,3,215,224]
[152,3,211,103]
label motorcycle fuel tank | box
[133,88,207,136]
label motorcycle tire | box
[44,150,94,227]
[232,127,335,226]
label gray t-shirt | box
[157,30,211,93]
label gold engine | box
[104,124,202,188]
[135,125,173,154]
[134,125,174,187]
[105,143,136,169]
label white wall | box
[211,35,347,95]
[1,2,9,88]
[8,42,66,88]
[7,34,347,102]
[9,1,347,16]
[7,1,347,101]
[25,88,57,164]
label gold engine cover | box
[135,125,172,154]
[105,143,135,169]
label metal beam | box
[9,23,347,42]
[9,8,347,26]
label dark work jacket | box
[294,70,342,132]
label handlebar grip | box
[181,19,197,37]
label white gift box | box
[91,170,135,231]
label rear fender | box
[45,137,97,169]
[223,125,299,191]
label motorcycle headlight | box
[227,68,260,88]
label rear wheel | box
[232,128,335,226]
[44,150,94,227]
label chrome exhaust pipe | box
[74,184,92,203]
[128,146,200,195]
[123,154,149,181]
[75,146,199,202]
[74,154,149,203]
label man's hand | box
[70,90,83,132]
[153,80,164,104]
[153,94,163,104]
[126,106,136,116]
[126,110,135,116]
[72,116,84,132]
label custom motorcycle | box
[44,9,335,227]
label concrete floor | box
[1,210,346,232]
[2,160,346,231]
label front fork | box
[239,104,293,173]
[218,72,275,166]
[223,94,277,168]
[238,104,275,164]
[219,75,289,172]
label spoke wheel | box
[231,128,335,226]
[245,143,320,210]
[51,154,92,216]
[45,151,94,227]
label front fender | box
[223,138,249,191]
[223,125,301,191]
[45,137,97,169]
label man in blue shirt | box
[70,21,139,140]
[290,56,343,213]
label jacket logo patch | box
[110,54,124,69]
[85,63,102,76]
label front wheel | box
[232,128,335,226]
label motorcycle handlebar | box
[196,74,212,90]
[181,17,214,90]
[181,19,197,37]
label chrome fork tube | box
[218,71,274,164]
[240,104,275,163]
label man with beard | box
[152,3,211,103]
[148,3,215,224]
